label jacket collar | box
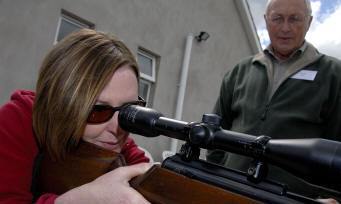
[252,41,323,70]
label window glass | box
[56,17,84,41]
[137,50,156,82]
[55,10,94,43]
[139,79,151,103]
[137,48,157,106]
[138,53,153,76]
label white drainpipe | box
[170,33,194,153]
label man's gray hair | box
[265,0,312,16]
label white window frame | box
[138,49,156,82]
[139,79,151,102]
[54,10,94,44]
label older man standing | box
[207,0,341,201]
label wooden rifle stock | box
[130,155,321,204]
[34,141,125,195]
[130,165,261,204]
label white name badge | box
[291,70,317,81]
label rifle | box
[118,105,341,204]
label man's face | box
[265,0,312,59]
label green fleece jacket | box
[208,43,341,198]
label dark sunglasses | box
[87,96,146,124]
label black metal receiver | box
[118,105,341,203]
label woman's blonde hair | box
[33,29,139,161]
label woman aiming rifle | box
[0,29,151,204]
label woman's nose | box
[106,112,120,133]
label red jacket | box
[0,90,149,204]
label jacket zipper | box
[261,104,270,121]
